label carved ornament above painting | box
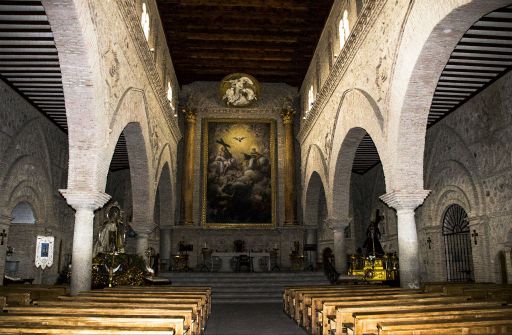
[219,73,260,107]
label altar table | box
[212,252,270,272]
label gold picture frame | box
[201,118,276,229]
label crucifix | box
[426,237,432,250]
[0,229,6,245]
[471,230,479,245]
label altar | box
[212,252,270,272]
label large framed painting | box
[202,118,276,228]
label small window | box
[338,10,350,51]
[167,82,173,106]
[11,202,36,224]
[141,3,150,42]
[308,86,315,112]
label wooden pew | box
[0,314,185,334]
[303,289,422,328]
[290,286,390,321]
[284,285,376,317]
[328,295,474,335]
[352,303,511,335]
[5,305,198,335]
[377,316,512,335]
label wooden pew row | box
[56,296,206,333]
[320,295,471,335]
[284,285,377,316]
[352,304,512,335]
[377,316,512,335]
[0,314,184,335]
[5,305,197,335]
[303,289,424,329]
[97,287,212,316]
[286,286,389,321]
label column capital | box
[280,105,295,125]
[183,108,197,123]
[325,217,351,232]
[380,189,430,212]
[59,189,111,211]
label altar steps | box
[160,271,330,303]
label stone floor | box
[205,303,308,335]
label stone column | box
[281,105,297,225]
[504,247,512,284]
[181,109,196,225]
[380,190,430,289]
[136,233,149,259]
[59,189,110,295]
[159,228,172,272]
[326,217,350,274]
[305,228,317,269]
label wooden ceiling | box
[156,0,334,86]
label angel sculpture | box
[222,76,258,106]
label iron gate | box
[442,204,474,282]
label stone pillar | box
[0,214,12,285]
[305,228,317,269]
[380,190,430,289]
[59,189,110,295]
[504,248,512,284]
[159,228,172,272]
[326,217,350,274]
[136,233,149,259]
[281,105,297,225]
[181,109,196,225]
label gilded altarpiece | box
[202,119,276,228]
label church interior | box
[1,0,512,334]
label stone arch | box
[155,160,174,228]
[42,0,110,191]
[433,185,474,227]
[304,171,328,228]
[2,156,52,224]
[387,0,511,191]
[103,88,154,234]
[11,201,37,224]
[328,89,388,220]
[302,144,329,196]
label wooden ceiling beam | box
[157,0,331,11]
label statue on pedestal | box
[94,202,126,256]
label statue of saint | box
[362,209,385,257]
[94,203,126,256]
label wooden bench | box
[352,304,512,335]
[303,289,422,328]
[36,298,206,334]
[5,305,198,335]
[327,295,475,335]
[0,314,185,334]
[290,286,390,321]
[377,316,512,335]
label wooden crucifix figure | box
[0,229,6,245]
[472,229,479,245]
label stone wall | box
[0,80,73,284]
[351,71,512,283]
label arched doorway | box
[442,204,474,282]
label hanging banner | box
[35,235,54,269]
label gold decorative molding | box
[280,106,296,125]
[183,108,197,123]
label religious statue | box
[93,202,126,256]
[219,73,260,107]
[362,209,385,257]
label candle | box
[204,242,207,248]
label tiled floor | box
[205,303,308,335]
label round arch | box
[304,171,328,228]
[387,0,511,191]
